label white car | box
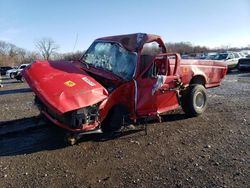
[6,64,29,78]
[207,52,241,70]
[240,50,250,57]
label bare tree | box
[35,38,59,60]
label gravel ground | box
[0,77,39,122]
[0,72,249,188]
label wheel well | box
[109,104,128,115]
[101,104,129,124]
[101,104,130,132]
[190,75,206,86]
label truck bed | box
[170,59,227,88]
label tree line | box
[0,38,84,67]
[0,38,249,67]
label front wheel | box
[10,73,14,79]
[65,133,80,146]
[181,84,207,117]
[20,76,25,82]
[101,105,128,132]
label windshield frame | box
[80,40,138,81]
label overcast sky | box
[0,0,249,53]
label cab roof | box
[97,33,164,52]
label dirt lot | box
[0,72,249,188]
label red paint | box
[41,110,99,132]
[23,33,227,133]
[24,60,108,114]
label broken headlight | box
[72,104,99,129]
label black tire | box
[101,105,128,132]
[65,132,79,146]
[10,73,14,79]
[181,84,207,117]
[16,75,24,82]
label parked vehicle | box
[0,66,13,75]
[205,52,217,60]
[6,64,29,78]
[6,67,17,78]
[238,52,246,58]
[181,54,192,59]
[240,50,250,57]
[238,55,250,71]
[23,33,227,145]
[206,52,241,70]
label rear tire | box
[181,84,207,117]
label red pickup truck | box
[23,33,227,145]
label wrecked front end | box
[23,60,109,132]
[35,96,101,131]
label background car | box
[6,64,29,78]
[206,52,241,70]
[6,67,17,78]
[240,50,250,57]
[205,52,217,60]
[237,55,250,71]
[0,66,13,75]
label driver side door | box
[136,57,180,117]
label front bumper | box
[35,96,100,132]
[227,64,237,69]
[238,64,250,70]
[41,110,99,132]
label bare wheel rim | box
[195,91,205,108]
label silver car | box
[6,64,29,78]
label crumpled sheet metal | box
[23,60,109,114]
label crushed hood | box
[23,60,108,114]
